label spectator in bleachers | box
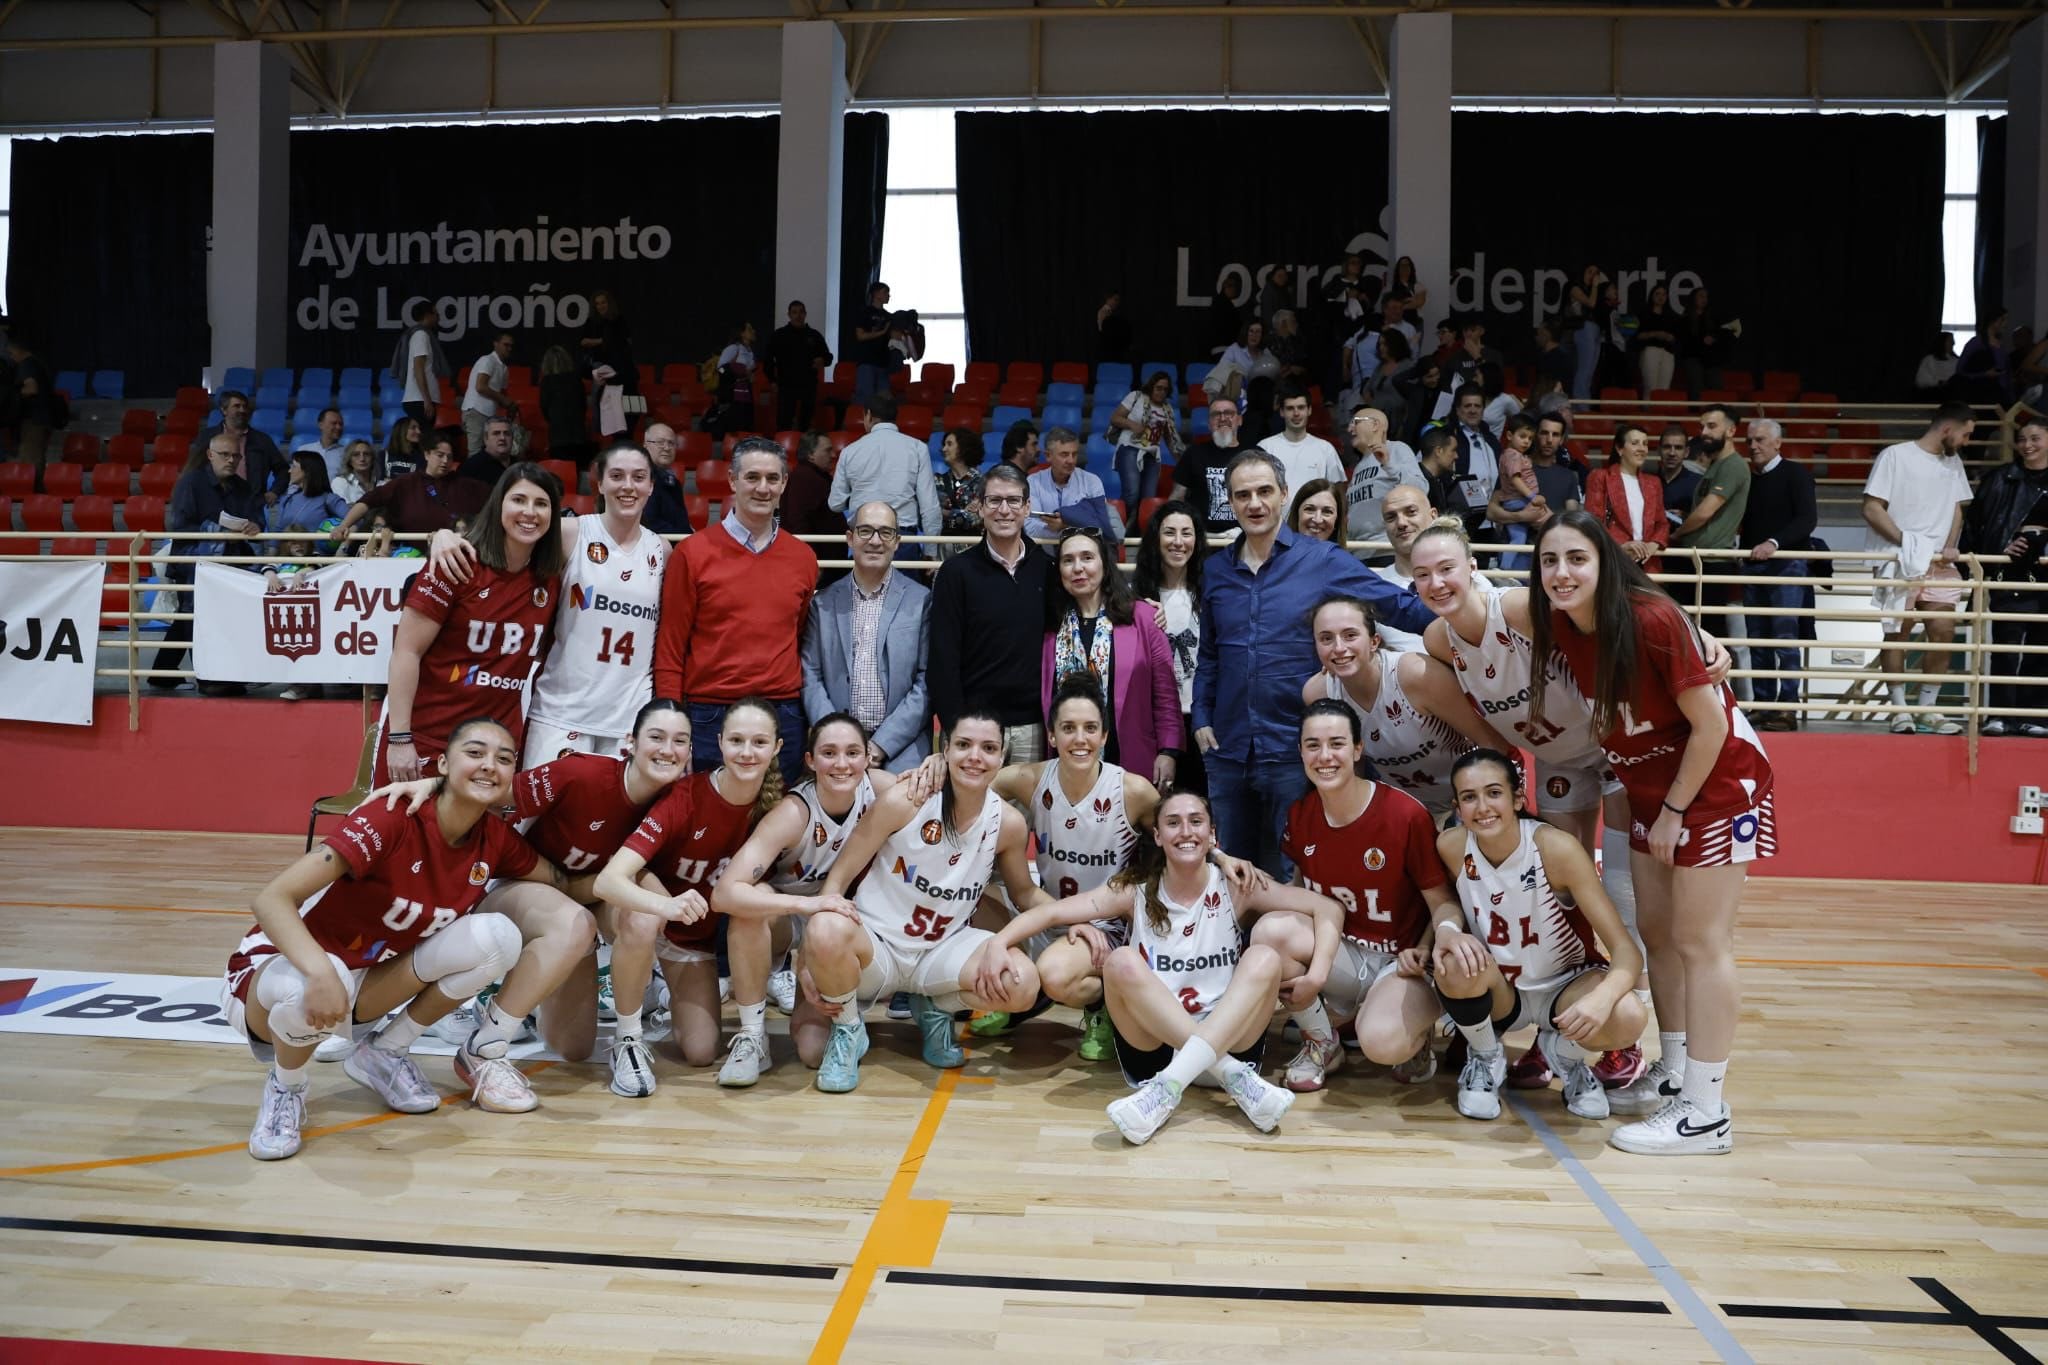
[1366,483,1444,655]
[539,344,592,470]
[294,407,347,481]
[1095,291,1133,366]
[1207,275,1248,358]
[392,299,448,427]
[1584,422,1668,569]
[1267,309,1313,388]
[1000,419,1039,469]
[1433,319,1504,419]
[1360,328,1419,444]
[1213,319,1281,441]
[1679,286,1728,397]
[1527,412,1585,508]
[851,281,895,408]
[1342,406,1424,550]
[1172,397,1246,537]
[1739,417,1818,731]
[830,392,939,558]
[781,429,846,581]
[1024,428,1122,544]
[2013,325,2047,409]
[149,434,267,696]
[1490,451,1545,575]
[331,439,382,505]
[383,414,425,479]
[1567,265,1605,400]
[801,500,933,773]
[1659,424,1703,529]
[458,415,517,487]
[1636,285,1681,395]
[462,330,516,459]
[1675,405,1754,675]
[653,436,815,782]
[1955,311,2012,406]
[579,289,638,439]
[766,300,833,432]
[1447,383,1501,525]
[201,390,289,506]
[1387,255,1428,312]
[1416,427,1469,536]
[330,433,485,548]
[636,422,694,539]
[4,334,55,488]
[928,460,1056,763]
[706,322,759,440]
[1107,371,1184,530]
[1257,265,1295,328]
[1287,479,1343,545]
[1258,384,1344,499]
[1965,415,2048,735]
[272,452,350,534]
[1865,402,1977,735]
[935,428,985,555]
[1532,322,1575,397]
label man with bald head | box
[1342,404,1425,552]
[801,499,933,771]
[640,421,694,537]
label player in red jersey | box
[1252,699,1458,1092]
[377,463,567,785]
[223,718,579,1161]
[592,698,782,1089]
[1529,508,1776,1156]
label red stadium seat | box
[637,364,657,395]
[695,460,731,499]
[905,381,950,409]
[1136,496,1168,534]
[0,462,34,498]
[677,432,714,466]
[51,536,97,558]
[964,361,1000,389]
[506,364,532,389]
[91,463,136,497]
[174,385,211,412]
[920,362,955,390]
[1699,390,1737,404]
[565,493,596,517]
[1828,443,1874,479]
[1784,421,1828,442]
[1762,370,1803,392]
[163,408,201,437]
[101,559,135,628]
[123,495,168,533]
[121,409,159,437]
[1839,420,1881,444]
[1798,391,1839,409]
[523,425,551,457]
[953,382,993,412]
[684,494,711,528]
[823,363,856,401]
[22,494,65,531]
[1649,388,1687,404]
[888,368,912,395]
[62,432,101,465]
[826,431,852,455]
[138,464,180,499]
[147,434,189,466]
[105,434,144,465]
[941,405,982,433]
[1006,362,1044,388]
[660,362,699,395]
[42,464,83,499]
[773,431,802,461]
[540,459,578,494]
[897,405,935,440]
[997,379,1038,409]
[1598,386,1636,402]
[1050,361,1089,386]
[842,404,867,431]
[71,495,116,533]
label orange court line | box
[0,899,244,917]
[0,1063,556,1179]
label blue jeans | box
[1114,445,1161,519]
[854,363,891,409]
[1205,750,1311,879]
[1741,559,1806,704]
[1572,322,1601,399]
[687,697,807,786]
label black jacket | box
[1962,460,2048,581]
[766,324,833,391]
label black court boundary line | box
[1723,1277,2046,1365]
[0,1216,838,1282]
[885,1269,1668,1314]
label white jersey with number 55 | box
[528,521,668,738]
[857,789,1005,957]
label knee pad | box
[254,952,356,1049]
[413,911,525,1000]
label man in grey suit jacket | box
[800,500,933,771]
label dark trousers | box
[1741,559,1807,705]
[1989,591,2048,717]
[687,697,807,786]
[776,381,819,433]
[1205,748,1310,879]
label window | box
[1940,108,1988,348]
[878,109,965,375]
[0,135,12,315]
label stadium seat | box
[964,361,1000,389]
[1189,408,1210,439]
[92,464,136,497]
[120,409,158,438]
[260,366,294,392]
[905,381,951,409]
[101,559,135,628]
[1649,388,1686,405]
[1045,381,1086,409]
[541,459,579,493]
[1784,421,1828,442]
[990,405,1033,434]
[822,362,856,402]
[637,364,657,395]
[888,368,912,396]
[695,460,732,499]
[55,369,87,398]
[71,495,116,533]
[1005,361,1044,389]
[505,364,532,389]
[1041,406,1083,434]
[221,366,257,394]
[842,405,868,432]
[953,381,993,411]
[42,464,83,499]
[379,381,405,411]
[1185,362,1213,388]
[52,536,96,558]
[1700,389,1737,404]
[1599,386,1636,402]
[164,409,201,437]
[997,378,1038,409]
[145,435,186,466]
[566,492,596,517]
[91,370,125,401]
[123,495,167,533]
[139,464,179,499]
[921,362,955,390]
[1762,370,1802,392]
[684,495,711,529]
[0,463,35,498]
[898,405,935,440]
[825,431,852,455]
[22,494,65,531]
[339,366,374,390]
[63,432,101,464]
[1136,496,1168,533]
[1139,361,1178,388]
[1085,434,1116,474]
[676,431,714,466]
[928,433,948,471]
[300,368,335,395]
[1095,363,1133,394]
[940,405,982,433]
[340,407,376,440]
[254,386,293,412]
[251,411,289,443]
[174,385,211,412]
[1050,361,1089,387]
[524,425,551,458]
[1095,383,1128,413]
[773,431,802,462]
[1839,420,1881,443]
[337,383,376,410]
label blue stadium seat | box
[1095,363,1133,394]
[259,366,295,393]
[291,390,332,414]
[341,430,374,452]
[1190,407,1211,439]
[90,370,125,400]
[251,410,289,442]
[990,405,1033,435]
[221,366,257,395]
[339,367,374,390]
[1084,434,1116,474]
[254,386,293,412]
[1185,361,1213,387]
[379,382,404,412]
[1139,361,1178,388]
[929,433,948,472]
[1040,405,1084,435]
[299,367,335,395]
[337,385,375,411]
[55,369,88,398]
[340,407,375,437]
[1045,382,1086,409]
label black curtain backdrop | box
[7,114,889,396]
[955,110,1944,398]
[840,112,890,357]
[1976,114,2007,328]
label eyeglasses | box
[982,494,1026,509]
[852,525,900,543]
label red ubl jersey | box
[514,752,659,876]
[1549,597,1773,822]
[623,771,757,948]
[1282,783,1444,954]
[404,561,561,753]
[227,797,539,995]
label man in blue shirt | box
[1024,428,1123,543]
[1193,449,1435,875]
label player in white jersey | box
[428,441,669,766]
[1304,594,1503,819]
[712,712,917,1079]
[1431,749,1646,1126]
[802,710,1048,1093]
[991,790,1343,1146]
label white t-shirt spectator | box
[464,350,508,416]
[1258,431,1345,500]
[403,330,439,406]
[1865,441,1973,544]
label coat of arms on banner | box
[264,586,322,661]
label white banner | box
[0,560,103,726]
[194,557,419,684]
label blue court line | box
[1507,1094,1754,1365]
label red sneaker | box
[1594,1044,1646,1090]
[1506,1044,1552,1089]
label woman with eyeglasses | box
[1041,524,1182,790]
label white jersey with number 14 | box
[527,521,668,737]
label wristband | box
[1662,799,1687,816]
[386,732,413,745]
[1436,920,1463,939]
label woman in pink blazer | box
[1041,526,1183,788]
[1583,422,1669,571]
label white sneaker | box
[1608,1057,1683,1115]
[609,1035,657,1098]
[1541,1028,1609,1120]
[1281,1034,1344,1092]
[426,1003,478,1046]
[2021,721,2048,738]
[1920,713,1963,736]
[248,1071,307,1161]
[1391,1041,1438,1085]
[1222,1065,1296,1132]
[767,967,798,1015]
[717,1031,771,1088]
[343,1042,441,1113]
[1107,1077,1184,1145]
[1456,1046,1507,1120]
[718,976,732,1003]
[1609,1096,1734,1155]
[1982,719,2008,736]
[454,1046,538,1113]
[314,1032,356,1063]
[1889,714,1917,734]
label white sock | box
[1291,997,1334,1044]
[467,1002,522,1060]
[1545,1030,1589,1067]
[1208,1052,1257,1087]
[1658,1030,1687,1078]
[1888,683,1908,709]
[738,1000,767,1039]
[373,1006,432,1053]
[1679,1056,1727,1112]
[273,1062,309,1089]
[1458,1017,1499,1056]
[1160,1037,1218,1089]
[825,987,860,1028]
[614,1007,644,1041]
[1917,683,1941,709]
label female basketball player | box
[710,713,920,1084]
[224,718,577,1161]
[1433,748,1648,1126]
[1528,509,1775,1156]
[592,698,783,1089]
[1252,699,1459,1092]
[379,463,567,785]
[428,440,668,767]
[804,710,1052,1093]
[987,789,1342,1145]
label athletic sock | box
[614,1007,644,1041]
[1658,1030,1688,1078]
[1679,1056,1727,1112]
[825,987,860,1027]
[373,1007,432,1053]
[737,1000,767,1039]
[1290,997,1334,1045]
[1160,1037,1219,1089]
[1888,683,1908,709]
[1207,1052,1256,1087]
[1439,989,1498,1055]
[1917,683,1941,709]
[1545,1030,1590,1066]
[273,1062,309,1089]
[467,1002,522,1060]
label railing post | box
[126,533,144,731]
[1965,550,1988,777]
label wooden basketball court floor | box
[0,827,2043,1364]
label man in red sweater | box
[654,436,818,781]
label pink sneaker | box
[454,1046,539,1113]
[1594,1044,1647,1091]
[1506,1044,1553,1090]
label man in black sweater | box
[766,300,834,431]
[1739,417,1818,729]
[927,461,1055,763]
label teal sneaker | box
[1077,1006,1114,1062]
[912,993,964,1068]
[596,961,617,1024]
[816,1020,870,1093]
